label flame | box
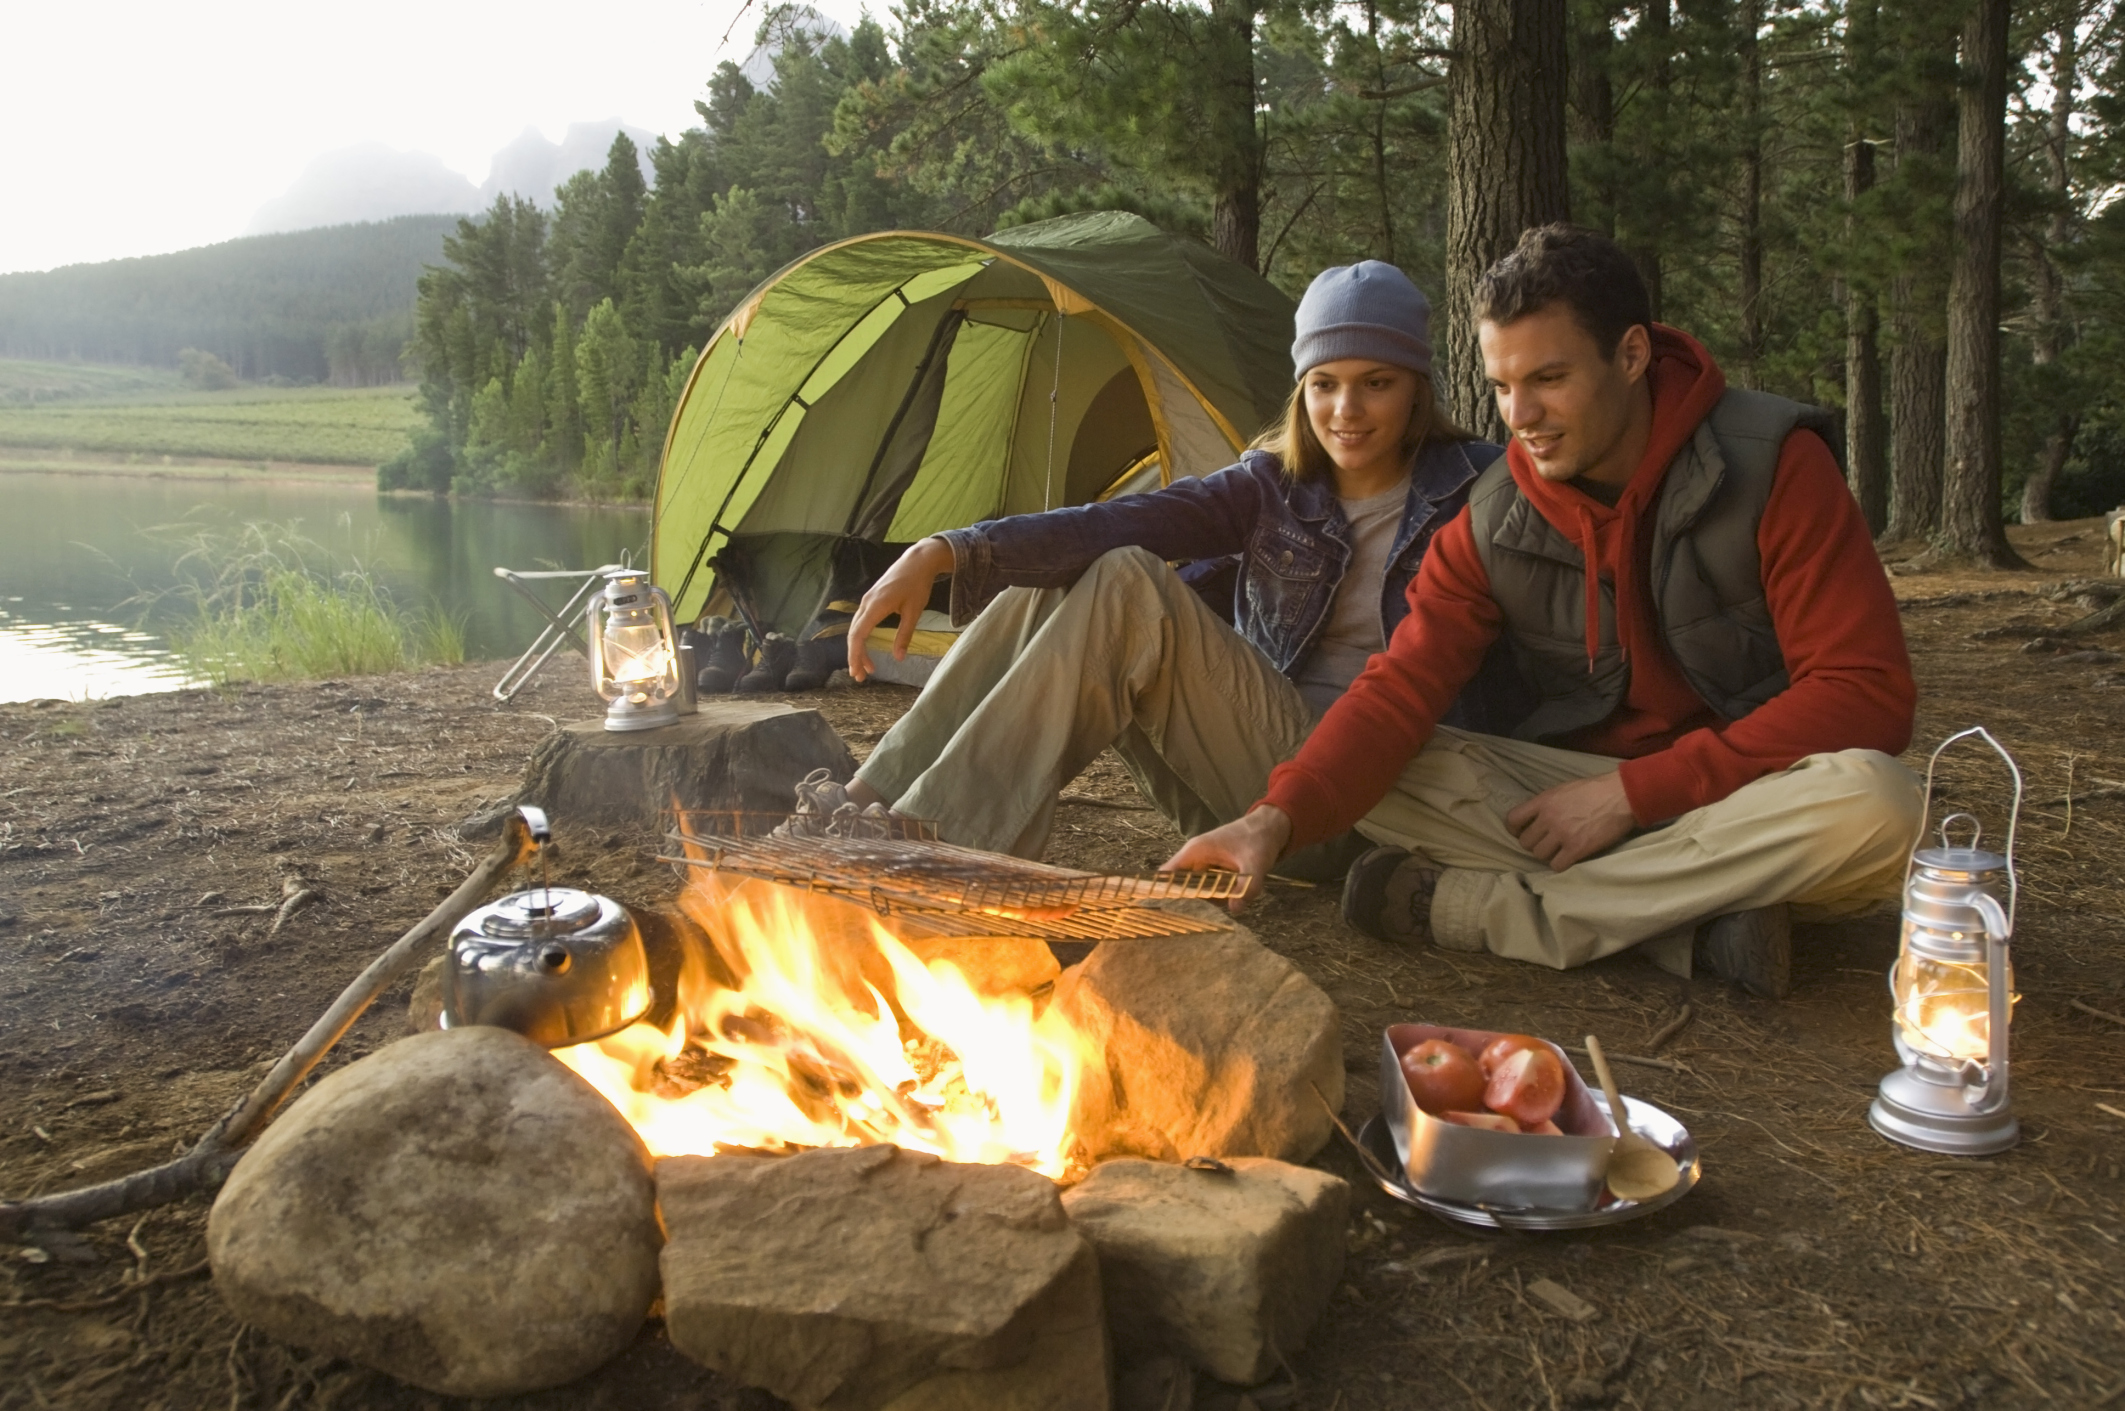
[1893,953,2018,1061]
[555,877,1087,1178]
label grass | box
[0,358,185,405]
[0,363,420,466]
[154,522,466,685]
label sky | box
[0,0,868,275]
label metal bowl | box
[442,887,652,1048]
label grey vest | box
[1469,387,1840,744]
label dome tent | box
[651,212,1298,652]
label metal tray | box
[1357,1094,1701,1231]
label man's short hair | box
[1472,224,1652,359]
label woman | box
[839,260,1506,866]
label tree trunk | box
[1737,0,1765,389]
[1207,0,1263,272]
[1630,0,1671,320]
[1571,0,1618,236]
[1884,72,1952,542]
[1443,0,1573,439]
[1846,137,1888,534]
[1366,0,1398,262]
[2022,19,2080,525]
[1933,0,2020,568]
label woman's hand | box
[1163,806,1293,915]
[847,537,955,681]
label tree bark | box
[2022,18,2080,525]
[1885,69,1953,542]
[1207,0,1263,272]
[1737,0,1766,389]
[1933,0,2021,568]
[1443,0,1573,439]
[1846,137,1888,534]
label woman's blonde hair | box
[1251,369,1473,482]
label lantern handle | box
[1907,727,2022,936]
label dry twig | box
[1561,1044,1693,1075]
[0,1258,211,1312]
[1646,1004,1694,1054]
[2070,998,2125,1028]
[0,812,542,1238]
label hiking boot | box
[1693,904,1792,999]
[784,605,854,691]
[694,619,749,695]
[1341,845,1441,945]
[736,632,797,693]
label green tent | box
[651,212,1297,638]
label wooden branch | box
[2064,597,2125,635]
[2070,998,2125,1028]
[1646,1003,1694,1054]
[1561,1044,1693,1075]
[1056,793,1155,812]
[0,812,541,1239]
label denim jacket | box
[938,439,1503,678]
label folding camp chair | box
[491,562,631,702]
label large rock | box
[659,1145,1108,1411]
[1062,1157,1349,1385]
[207,1028,662,1397]
[479,701,858,834]
[1050,910,1343,1164]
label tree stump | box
[478,701,857,836]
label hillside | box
[0,217,456,385]
[0,380,420,466]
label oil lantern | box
[1868,727,2022,1156]
[587,568,681,732]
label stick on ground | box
[0,811,542,1239]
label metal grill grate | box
[662,810,1242,941]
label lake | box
[0,471,650,703]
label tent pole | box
[1043,310,1065,512]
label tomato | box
[1399,1039,1486,1114]
[1439,1109,1521,1133]
[1483,1045,1567,1127]
[1527,1119,1564,1136]
[1477,1033,1544,1078]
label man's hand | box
[847,537,955,681]
[1162,806,1293,915]
[1505,771,1635,871]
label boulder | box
[1062,1157,1349,1386]
[514,702,858,832]
[1050,909,1343,1164]
[207,1028,662,1398]
[659,1145,1108,1411]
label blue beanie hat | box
[1290,261,1433,381]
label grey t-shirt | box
[1292,476,1408,717]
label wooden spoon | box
[1584,1034,1681,1202]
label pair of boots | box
[684,618,800,695]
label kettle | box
[441,886,652,1048]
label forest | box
[0,216,452,388]
[399,0,2125,562]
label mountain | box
[248,145,482,236]
[0,217,457,385]
[481,121,658,206]
[739,4,849,87]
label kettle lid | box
[478,887,604,939]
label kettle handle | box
[1907,727,2022,939]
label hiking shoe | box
[784,605,854,691]
[736,632,797,693]
[1693,904,1792,999]
[694,619,750,695]
[1341,845,1441,945]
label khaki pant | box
[860,546,1924,973]
[857,547,1313,858]
[1357,728,1923,971]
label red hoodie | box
[1259,326,1915,850]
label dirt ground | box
[3,518,2124,1411]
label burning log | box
[0,810,546,1239]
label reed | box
[152,522,465,684]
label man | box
[1169,225,1922,998]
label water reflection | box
[0,473,650,703]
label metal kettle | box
[441,886,652,1048]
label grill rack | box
[660,810,1242,941]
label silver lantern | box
[588,567,681,732]
[1868,727,2022,1156]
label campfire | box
[554,876,1093,1178]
